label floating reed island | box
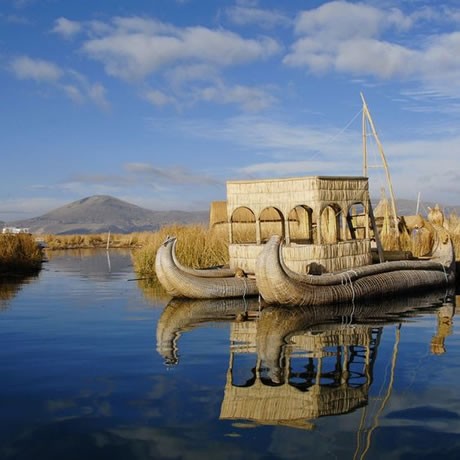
[155,175,456,306]
[0,232,43,275]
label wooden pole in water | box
[106,231,111,250]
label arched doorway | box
[259,207,284,243]
[230,207,256,243]
[288,205,313,244]
[320,205,342,243]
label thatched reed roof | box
[227,176,370,218]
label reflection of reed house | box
[210,176,374,274]
[219,318,380,429]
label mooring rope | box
[440,263,448,283]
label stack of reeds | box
[0,233,42,273]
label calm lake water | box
[1,249,460,459]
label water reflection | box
[157,290,455,432]
[0,273,40,310]
[136,278,171,304]
[45,248,133,280]
[157,297,261,365]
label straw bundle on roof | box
[428,204,444,226]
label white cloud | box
[61,84,84,103]
[45,163,220,191]
[81,17,280,80]
[294,1,385,39]
[123,162,220,185]
[52,17,81,39]
[87,83,110,110]
[9,55,109,108]
[144,89,175,107]
[284,1,460,99]
[3,14,31,25]
[167,63,219,87]
[0,197,66,221]
[335,38,416,78]
[225,6,291,29]
[193,83,276,111]
[10,56,62,81]
[238,159,350,176]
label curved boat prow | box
[155,236,259,299]
[255,234,455,307]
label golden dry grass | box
[0,234,43,273]
[43,232,141,250]
[30,208,460,281]
[131,224,229,277]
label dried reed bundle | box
[0,234,42,272]
[428,204,444,226]
[132,224,230,277]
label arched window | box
[259,207,284,243]
[230,207,256,243]
[346,203,367,240]
[288,205,313,244]
[320,205,342,243]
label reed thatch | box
[155,236,259,299]
[255,234,455,306]
[209,200,228,228]
[428,204,445,226]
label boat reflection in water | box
[156,290,455,431]
[156,297,262,365]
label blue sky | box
[1,0,460,221]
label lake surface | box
[1,249,460,459]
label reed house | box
[213,176,375,274]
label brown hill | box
[9,195,209,235]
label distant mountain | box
[5,195,459,236]
[8,195,209,235]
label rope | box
[326,108,363,144]
[440,263,448,283]
[241,277,247,300]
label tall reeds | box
[131,224,229,277]
[43,233,140,249]
[0,234,43,273]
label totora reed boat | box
[155,235,258,299]
[155,95,456,305]
[154,175,456,305]
[255,233,454,306]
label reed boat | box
[155,95,456,304]
[255,232,455,306]
[155,236,259,299]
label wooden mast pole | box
[362,97,368,177]
[360,92,399,235]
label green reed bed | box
[0,233,43,273]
